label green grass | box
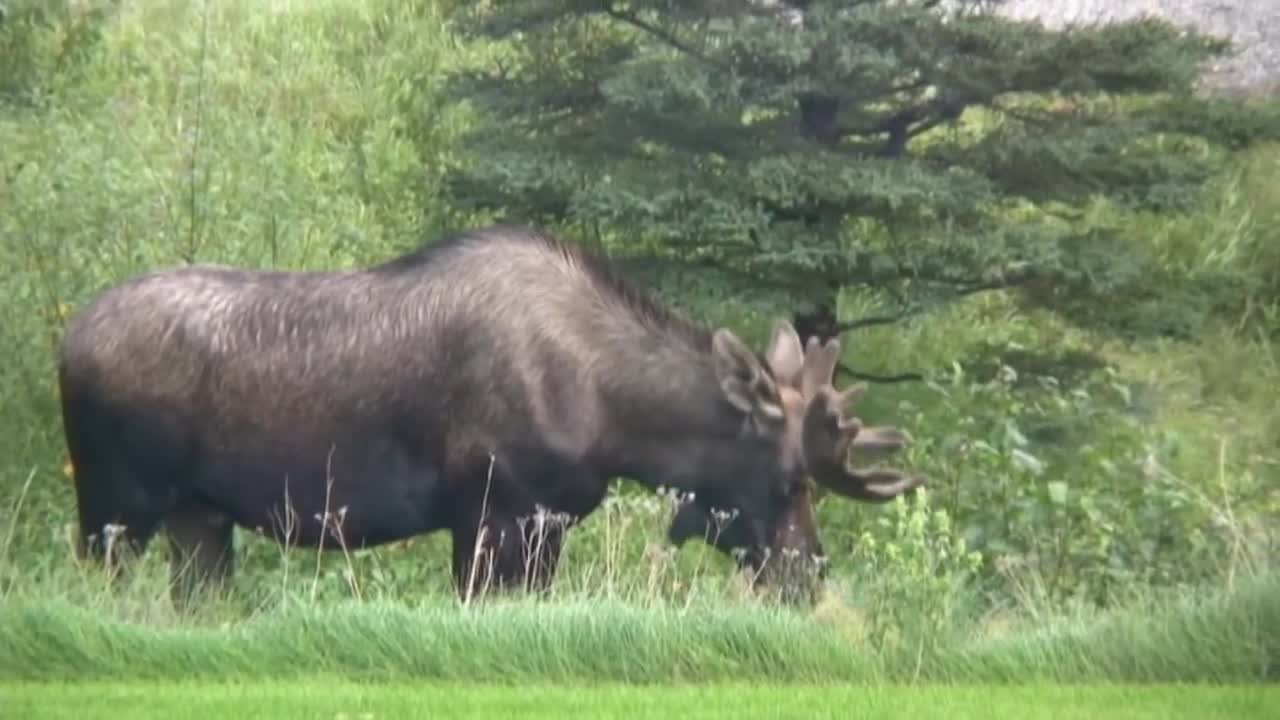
[0,570,1274,685]
[1,682,1275,720]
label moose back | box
[58,224,924,605]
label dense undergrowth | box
[0,0,1277,678]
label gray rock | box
[985,0,1280,96]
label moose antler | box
[797,335,925,503]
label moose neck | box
[594,337,748,495]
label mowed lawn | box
[1,682,1275,720]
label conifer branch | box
[602,7,727,69]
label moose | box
[58,224,924,606]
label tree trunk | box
[792,300,839,345]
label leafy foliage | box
[842,489,983,652]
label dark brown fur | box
[59,224,923,607]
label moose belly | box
[189,435,443,549]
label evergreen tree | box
[438,0,1279,353]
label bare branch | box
[603,7,727,70]
[837,362,925,384]
[839,94,976,155]
[848,78,933,107]
[826,262,1033,338]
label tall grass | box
[1,471,1274,686]
[0,568,1273,684]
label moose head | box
[671,320,926,603]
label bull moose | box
[58,224,924,606]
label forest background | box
[0,0,1277,690]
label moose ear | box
[712,328,782,418]
[764,320,804,388]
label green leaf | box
[1047,481,1069,506]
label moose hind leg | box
[165,498,235,609]
[64,389,186,583]
[72,468,167,581]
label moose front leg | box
[449,511,567,600]
[515,517,565,594]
